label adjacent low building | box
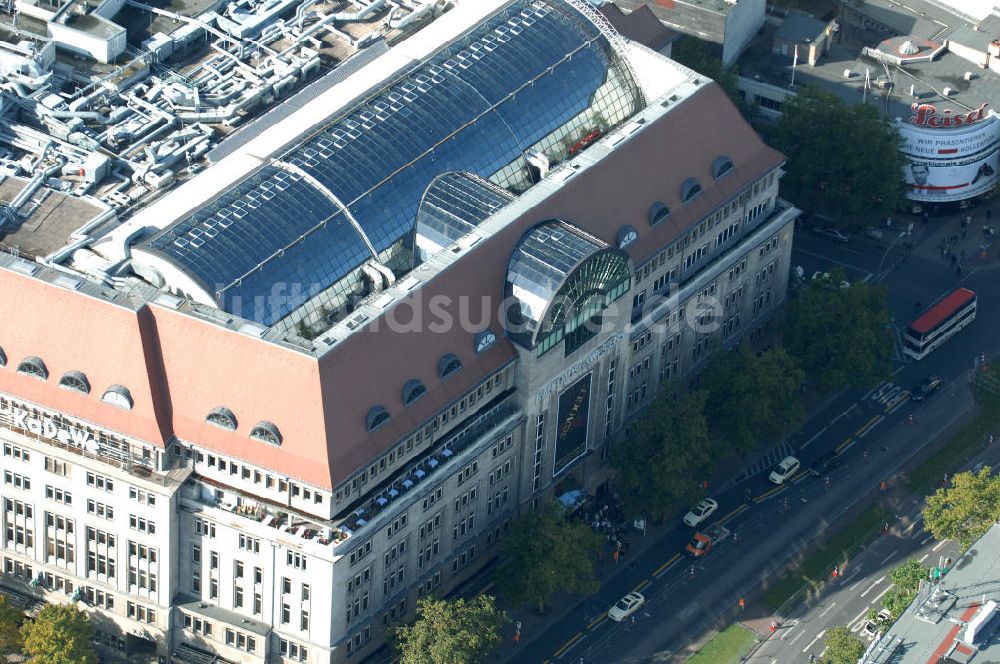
[861,523,1000,664]
[0,0,795,662]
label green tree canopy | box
[821,625,866,664]
[703,345,806,456]
[20,603,97,664]
[0,595,22,655]
[394,595,507,664]
[923,466,1000,552]
[611,389,714,522]
[670,37,754,120]
[880,560,931,618]
[773,85,908,222]
[493,502,603,613]
[784,269,893,393]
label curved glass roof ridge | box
[505,219,631,351]
[414,171,516,259]
[139,0,643,325]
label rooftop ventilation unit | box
[53,274,82,290]
[154,292,183,309]
[9,259,38,275]
[237,322,267,338]
[943,87,953,96]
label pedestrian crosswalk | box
[728,440,796,486]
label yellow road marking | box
[633,579,651,593]
[836,437,854,453]
[587,613,607,630]
[718,504,748,526]
[856,415,880,437]
[553,632,584,658]
[654,552,681,577]
[754,484,787,503]
[885,391,911,413]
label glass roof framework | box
[505,220,631,353]
[139,0,642,325]
[414,171,516,259]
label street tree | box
[493,502,603,613]
[611,389,714,522]
[20,603,97,664]
[880,560,931,618]
[773,86,908,223]
[670,37,753,120]
[394,595,507,664]
[784,269,893,393]
[923,466,1000,552]
[0,595,22,656]
[821,625,866,664]
[703,345,806,456]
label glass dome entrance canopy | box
[505,220,631,357]
[137,0,643,326]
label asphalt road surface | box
[505,229,1000,664]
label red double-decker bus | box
[903,288,977,360]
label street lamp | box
[876,229,911,279]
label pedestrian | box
[883,521,890,534]
[809,654,816,663]
[908,413,914,424]
[733,530,738,543]
[880,480,888,494]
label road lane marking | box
[587,613,607,630]
[633,579,651,593]
[919,553,930,563]
[871,583,894,604]
[903,521,919,536]
[856,415,884,438]
[921,535,934,545]
[819,602,837,617]
[886,392,911,414]
[835,436,854,453]
[832,404,858,424]
[848,608,868,631]
[553,632,584,659]
[789,630,804,644]
[879,550,898,566]
[860,575,886,597]
[933,539,949,552]
[754,485,787,503]
[718,504,748,526]
[802,426,828,449]
[803,630,825,653]
[893,365,905,375]
[653,553,680,578]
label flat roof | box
[774,10,829,44]
[867,524,1000,664]
[0,176,108,258]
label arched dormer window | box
[402,379,427,405]
[681,178,702,203]
[474,330,497,355]
[438,354,462,379]
[102,385,133,410]
[17,356,47,380]
[617,225,638,249]
[366,406,390,432]
[58,370,90,394]
[649,202,670,227]
[250,421,282,446]
[0,346,6,367]
[712,155,734,180]
[206,407,237,431]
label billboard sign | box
[553,373,591,476]
[898,114,1000,202]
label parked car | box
[608,592,645,622]
[809,451,841,477]
[862,608,893,640]
[768,456,801,484]
[813,226,851,243]
[683,498,719,527]
[911,375,943,402]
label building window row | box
[182,613,212,636]
[224,628,256,653]
[128,486,156,506]
[2,443,29,461]
[126,601,156,624]
[348,539,372,567]
[3,470,29,490]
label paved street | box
[497,214,1000,664]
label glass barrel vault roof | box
[414,171,516,259]
[140,0,643,325]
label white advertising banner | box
[898,108,1000,202]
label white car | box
[683,498,719,527]
[768,456,801,484]
[608,591,645,622]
